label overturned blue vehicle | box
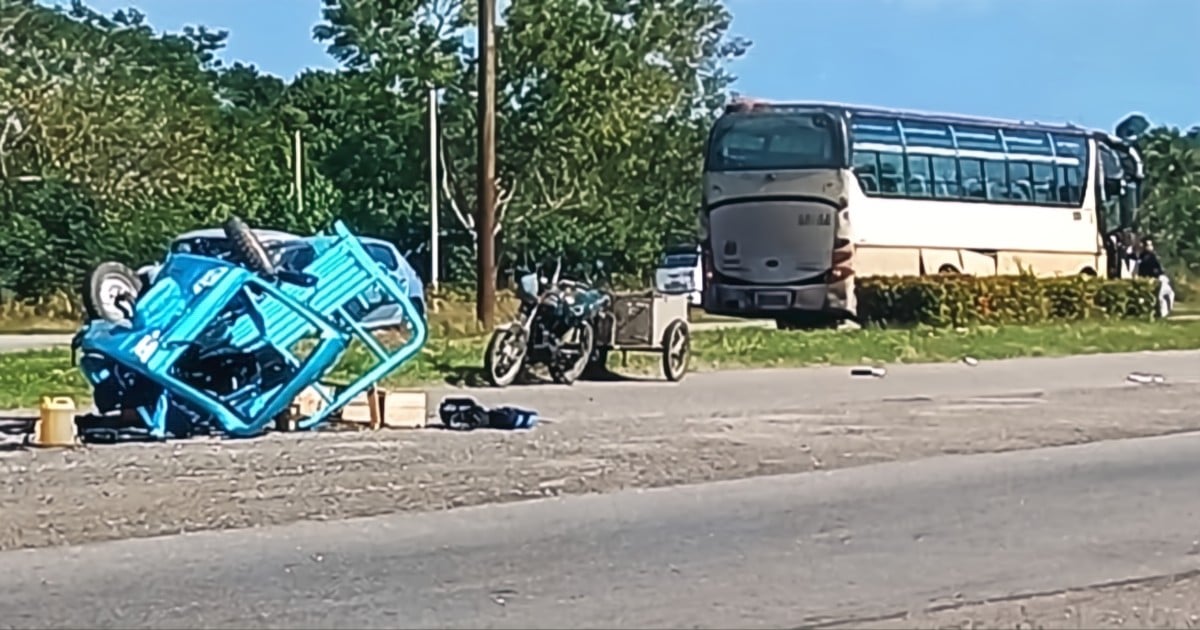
[72,217,427,439]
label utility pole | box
[428,86,440,295]
[475,0,497,329]
[293,129,304,215]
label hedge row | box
[856,274,1159,327]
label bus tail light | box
[829,238,853,282]
[828,266,854,282]
[702,244,714,282]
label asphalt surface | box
[2,430,1199,629]
[427,348,1200,422]
[0,333,72,352]
[2,337,1199,628]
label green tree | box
[1134,126,1200,266]
[430,0,748,281]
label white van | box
[654,244,703,305]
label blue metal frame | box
[77,220,427,439]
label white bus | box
[698,99,1145,328]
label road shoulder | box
[4,367,1199,552]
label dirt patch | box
[855,573,1200,629]
[2,382,1198,553]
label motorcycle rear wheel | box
[485,324,528,388]
[550,320,594,386]
[222,216,277,277]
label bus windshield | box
[706,112,840,172]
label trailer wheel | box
[661,319,690,382]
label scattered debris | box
[489,589,518,606]
[438,397,539,431]
[962,356,979,366]
[1126,372,1166,385]
[851,366,887,378]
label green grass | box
[3,318,1200,410]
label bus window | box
[984,160,1008,200]
[852,151,880,193]
[1058,165,1083,204]
[878,153,905,195]
[960,159,984,199]
[1032,163,1056,203]
[1008,162,1033,202]
[1002,129,1055,156]
[906,155,932,197]
[931,156,959,198]
[707,113,838,171]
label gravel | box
[3,379,1199,553]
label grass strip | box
[2,319,1198,410]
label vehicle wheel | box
[484,324,528,388]
[661,319,690,382]
[83,261,142,324]
[550,320,594,386]
[222,216,277,276]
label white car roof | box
[174,227,302,242]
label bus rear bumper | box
[703,278,856,320]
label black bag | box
[437,397,539,431]
[438,397,489,431]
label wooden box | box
[340,387,428,429]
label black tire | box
[83,261,142,324]
[222,216,276,276]
[661,319,690,382]
[550,320,594,386]
[484,324,528,388]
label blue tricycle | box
[72,217,427,439]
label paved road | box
[429,349,1200,421]
[0,333,72,353]
[2,431,1199,629]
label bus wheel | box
[937,265,961,275]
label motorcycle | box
[484,259,611,387]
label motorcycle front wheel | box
[550,320,594,386]
[484,324,529,388]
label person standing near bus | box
[1136,238,1174,317]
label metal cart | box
[591,290,691,382]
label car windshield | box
[273,241,316,270]
[363,243,399,271]
[661,253,699,268]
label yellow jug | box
[33,396,78,447]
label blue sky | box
[66,0,1198,131]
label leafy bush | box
[856,273,1158,327]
